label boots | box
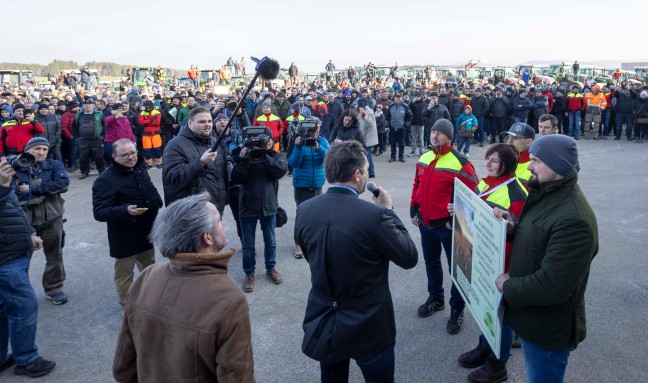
[458,339,490,368]
[467,355,508,383]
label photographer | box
[231,126,287,293]
[14,137,70,305]
[288,118,330,258]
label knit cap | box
[431,119,454,140]
[24,137,50,151]
[529,135,578,177]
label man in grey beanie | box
[494,134,598,383]
[410,118,478,334]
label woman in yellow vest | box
[449,143,528,382]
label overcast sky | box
[6,0,645,73]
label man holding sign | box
[495,135,598,383]
[410,119,478,334]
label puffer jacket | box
[422,104,450,131]
[35,113,61,148]
[358,107,378,147]
[330,122,364,144]
[0,186,35,265]
[288,137,330,189]
[512,96,533,118]
[531,95,549,118]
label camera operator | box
[14,137,70,305]
[231,126,288,293]
[0,156,57,378]
[213,111,250,242]
[288,118,330,258]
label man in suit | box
[295,140,418,382]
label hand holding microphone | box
[367,181,392,209]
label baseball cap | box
[501,123,535,139]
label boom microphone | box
[251,56,280,80]
[211,55,280,152]
[367,182,380,198]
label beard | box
[528,173,540,189]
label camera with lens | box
[242,126,271,163]
[7,152,36,171]
[296,118,319,147]
[220,97,238,112]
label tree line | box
[0,60,128,77]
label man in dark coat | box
[92,138,163,308]
[495,135,598,383]
[162,107,223,210]
[295,141,417,382]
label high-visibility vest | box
[477,177,528,211]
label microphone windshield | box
[252,56,280,80]
[367,182,380,197]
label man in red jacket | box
[566,86,584,139]
[0,104,45,156]
[60,101,80,172]
[253,101,285,152]
[138,101,163,168]
[410,119,478,334]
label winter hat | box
[215,113,228,121]
[13,103,25,111]
[529,135,578,177]
[153,101,161,107]
[430,119,454,140]
[67,101,80,109]
[24,137,50,151]
[464,105,472,113]
[38,104,49,111]
[261,101,272,108]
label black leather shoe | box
[447,309,464,334]
[458,340,490,368]
[417,297,445,317]
[467,355,508,383]
[14,357,56,378]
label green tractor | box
[0,70,34,87]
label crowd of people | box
[0,58,612,382]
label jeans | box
[240,215,277,275]
[419,224,464,311]
[567,111,581,137]
[365,146,375,176]
[320,343,395,383]
[514,117,528,124]
[390,128,405,159]
[479,318,514,362]
[615,112,634,139]
[0,255,40,366]
[600,109,611,136]
[475,116,485,143]
[520,337,572,383]
[455,136,471,155]
[67,137,78,168]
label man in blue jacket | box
[14,137,70,305]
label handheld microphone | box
[367,182,380,198]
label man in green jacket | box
[495,134,598,383]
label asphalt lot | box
[2,134,647,382]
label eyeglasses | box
[116,151,138,159]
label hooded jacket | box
[316,104,335,140]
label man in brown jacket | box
[113,193,255,383]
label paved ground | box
[2,135,647,382]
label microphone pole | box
[211,56,279,152]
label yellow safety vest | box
[477,177,528,211]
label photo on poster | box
[452,196,474,284]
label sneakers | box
[408,151,415,157]
[467,355,508,383]
[458,340,490,368]
[266,269,284,284]
[295,245,303,259]
[464,153,470,158]
[399,157,405,163]
[388,158,396,162]
[14,357,56,378]
[243,275,255,293]
[0,354,15,374]
[48,291,68,305]
[417,297,445,317]
[447,309,464,334]
[79,173,89,179]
